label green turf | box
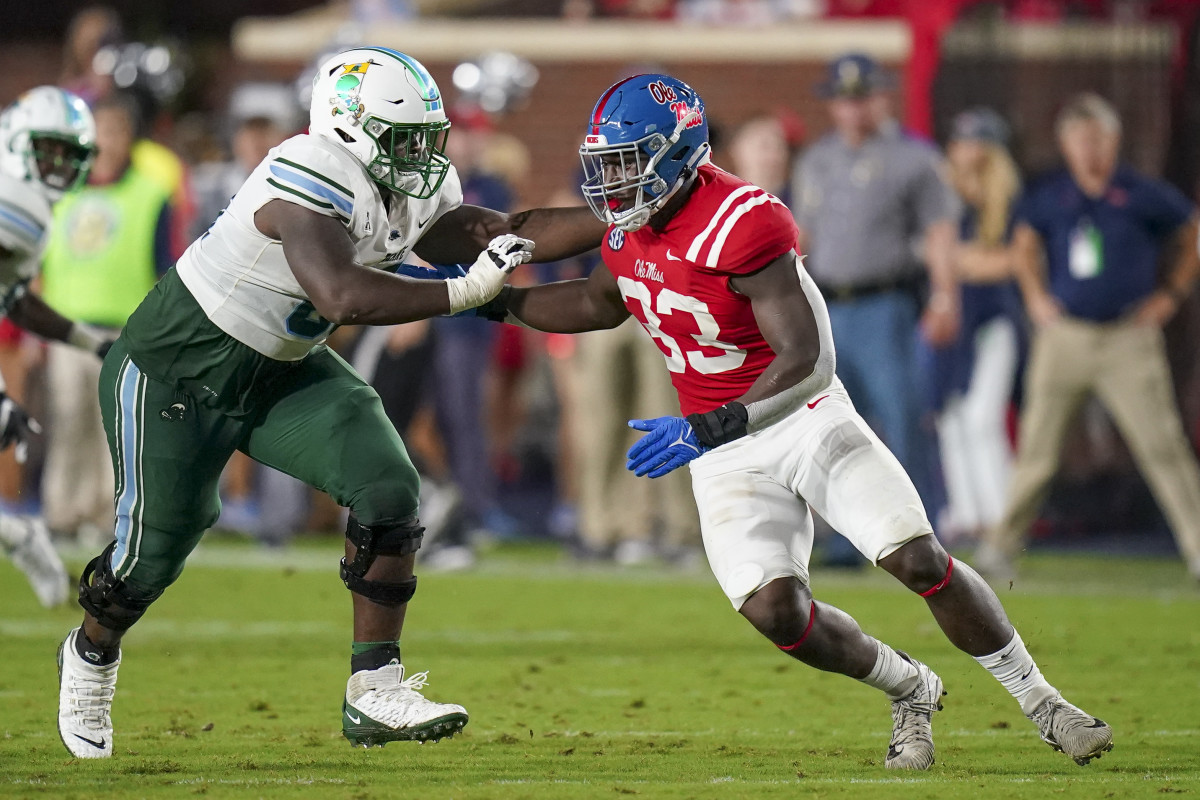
[2,540,1198,799]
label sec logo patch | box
[608,228,625,251]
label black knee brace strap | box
[77,541,164,631]
[340,515,424,607]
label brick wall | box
[417,59,886,205]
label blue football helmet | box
[580,74,710,232]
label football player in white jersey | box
[0,86,114,608]
[55,47,605,758]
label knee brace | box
[340,515,424,607]
[77,541,165,631]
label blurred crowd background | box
[4,0,1200,573]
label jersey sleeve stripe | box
[265,177,340,214]
[0,216,38,250]
[685,185,761,263]
[274,157,353,197]
[0,199,44,242]
[705,194,787,268]
[268,164,353,216]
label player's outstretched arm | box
[5,289,112,357]
[414,204,605,265]
[500,260,630,333]
[256,200,530,325]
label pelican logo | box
[161,402,186,421]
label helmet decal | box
[332,62,373,123]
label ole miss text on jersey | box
[601,163,800,416]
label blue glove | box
[626,416,708,478]
[394,263,468,281]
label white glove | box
[0,393,40,464]
[445,234,534,314]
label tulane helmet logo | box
[332,62,374,123]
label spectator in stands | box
[534,185,700,565]
[39,91,175,546]
[727,114,793,204]
[932,108,1026,545]
[431,106,519,538]
[977,93,1200,582]
[190,113,287,242]
[791,52,959,562]
[59,6,122,106]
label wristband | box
[66,323,106,355]
[686,401,749,449]
[474,285,513,322]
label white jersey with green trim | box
[0,172,51,311]
[175,132,463,361]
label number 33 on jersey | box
[602,163,799,416]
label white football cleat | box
[885,653,945,770]
[1027,692,1113,765]
[57,627,119,759]
[0,515,68,607]
[342,663,468,747]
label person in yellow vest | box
[40,91,174,545]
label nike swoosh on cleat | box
[73,733,106,749]
[345,710,362,725]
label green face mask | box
[362,117,451,200]
[29,132,96,194]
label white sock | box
[974,630,1056,715]
[858,640,919,700]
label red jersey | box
[601,163,799,415]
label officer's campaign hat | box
[817,53,894,99]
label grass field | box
[2,539,1198,799]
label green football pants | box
[98,338,420,591]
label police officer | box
[977,93,1200,581]
[792,53,960,558]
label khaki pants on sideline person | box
[44,341,114,540]
[570,319,700,554]
[983,316,1200,574]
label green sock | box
[351,641,400,674]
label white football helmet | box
[0,86,97,202]
[308,47,451,200]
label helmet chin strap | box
[611,110,705,233]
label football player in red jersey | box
[473,74,1112,770]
